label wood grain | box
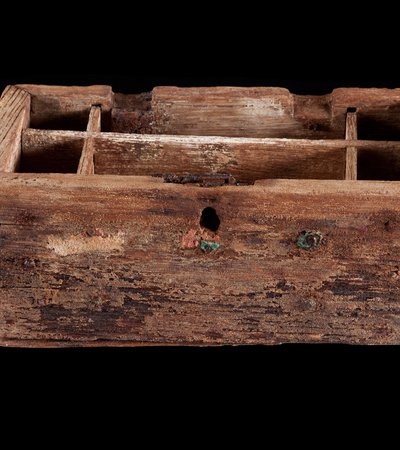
[77,106,101,175]
[345,111,358,180]
[1,173,400,346]
[0,86,31,172]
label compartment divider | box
[345,110,358,180]
[77,106,101,175]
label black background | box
[3,74,400,96]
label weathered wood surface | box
[0,86,30,172]
[77,106,101,175]
[1,174,400,346]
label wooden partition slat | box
[23,129,400,152]
[77,106,101,175]
[345,111,358,180]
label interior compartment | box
[357,110,400,141]
[333,88,400,141]
[19,134,84,173]
[357,147,400,180]
[16,85,400,182]
[21,84,112,131]
[30,109,111,132]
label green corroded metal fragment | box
[200,240,220,253]
[297,230,322,250]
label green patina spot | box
[297,230,323,250]
[200,240,221,253]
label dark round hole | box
[200,207,220,232]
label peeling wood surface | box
[0,86,30,172]
[1,174,400,346]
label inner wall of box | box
[18,87,400,181]
[25,87,400,140]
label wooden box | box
[1,84,400,346]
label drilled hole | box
[200,207,220,232]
